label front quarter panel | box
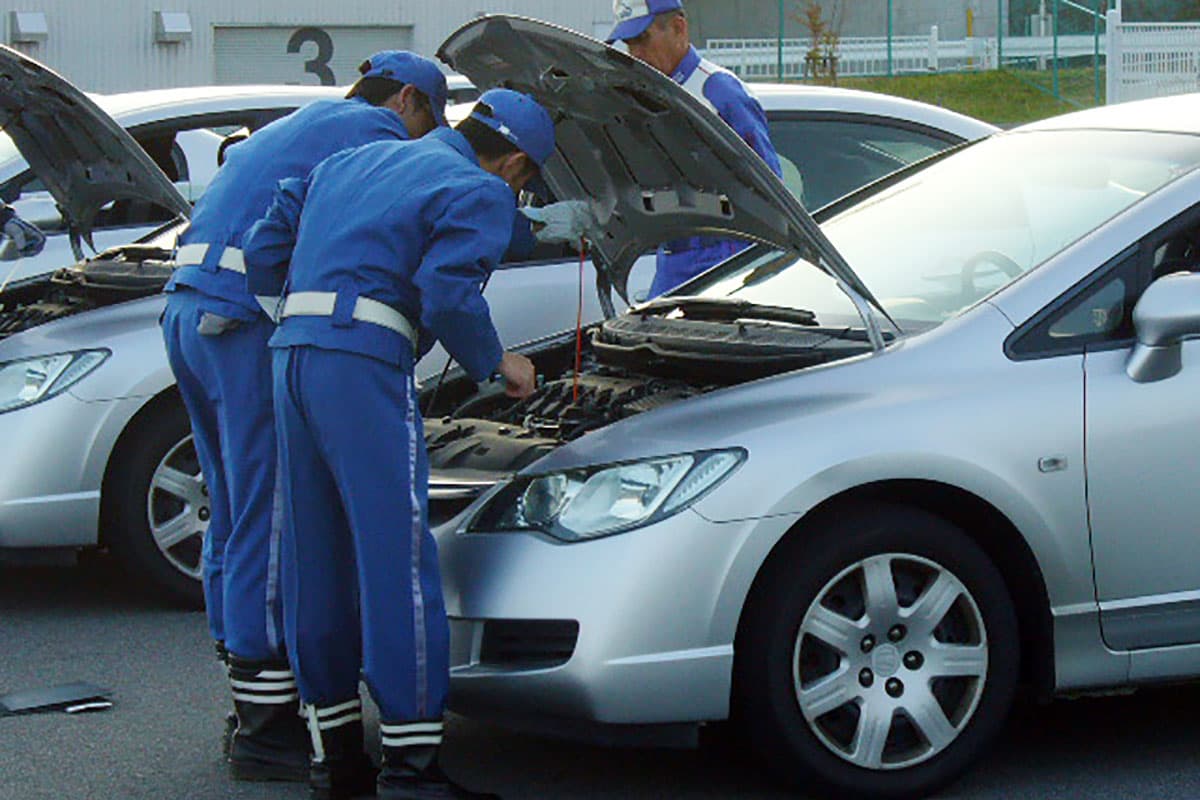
[530,305,1094,637]
[0,294,176,402]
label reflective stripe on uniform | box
[280,291,417,350]
[380,719,444,749]
[175,243,247,274]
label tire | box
[104,400,206,608]
[734,504,1019,800]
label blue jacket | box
[166,97,411,319]
[242,128,515,382]
[651,46,783,297]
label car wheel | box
[105,400,206,608]
[735,504,1018,800]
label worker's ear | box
[496,152,537,194]
[386,84,415,115]
[669,12,688,42]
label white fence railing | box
[1106,11,1200,103]
[705,31,1104,80]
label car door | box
[1081,208,1200,652]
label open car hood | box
[0,45,190,251]
[438,15,883,318]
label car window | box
[766,114,957,210]
[1009,211,1200,359]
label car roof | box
[748,83,998,141]
[90,81,996,144]
[1015,92,1200,135]
[92,76,479,124]
[91,85,346,123]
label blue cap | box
[606,0,684,44]
[358,50,449,127]
[469,89,556,167]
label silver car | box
[427,17,1200,800]
[0,40,992,607]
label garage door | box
[214,26,415,87]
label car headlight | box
[467,449,746,542]
[0,350,110,414]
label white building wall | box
[1,1,613,93]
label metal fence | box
[704,31,1112,80]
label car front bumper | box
[0,390,122,549]
[437,507,767,733]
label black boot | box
[227,655,310,782]
[306,699,379,800]
[378,720,499,800]
[214,641,237,759]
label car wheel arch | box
[97,386,185,549]
[731,479,1054,704]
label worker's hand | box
[521,201,594,246]
[497,352,536,399]
[1,213,46,259]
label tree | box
[794,1,843,83]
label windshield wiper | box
[637,296,818,327]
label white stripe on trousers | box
[405,374,430,718]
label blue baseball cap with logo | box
[469,88,556,167]
[606,0,684,44]
[357,50,449,127]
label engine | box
[0,245,174,340]
[424,369,705,474]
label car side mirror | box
[1126,272,1200,383]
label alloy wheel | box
[145,434,207,580]
[792,553,988,771]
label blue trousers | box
[272,345,449,723]
[161,289,284,661]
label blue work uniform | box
[650,45,783,297]
[159,97,410,661]
[241,127,513,726]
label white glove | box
[521,201,595,245]
[1,211,47,260]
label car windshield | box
[689,130,1200,329]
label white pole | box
[929,25,939,71]
[1106,8,1121,104]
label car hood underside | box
[0,45,190,251]
[437,15,880,315]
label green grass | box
[824,67,1106,126]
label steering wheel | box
[961,250,1022,304]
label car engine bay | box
[0,244,174,339]
[422,305,874,485]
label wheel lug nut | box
[888,624,907,643]
[904,651,924,670]
[198,507,210,521]
[886,678,904,698]
[860,635,876,653]
[859,668,874,688]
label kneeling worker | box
[243,88,556,800]
[159,51,448,784]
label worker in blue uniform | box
[242,88,558,800]
[159,50,448,785]
[608,0,783,296]
[0,199,46,260]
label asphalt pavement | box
[2,554,1199,800]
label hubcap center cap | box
[871,643,902,678]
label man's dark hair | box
[454,102,522,161]
[346,76,431,114]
